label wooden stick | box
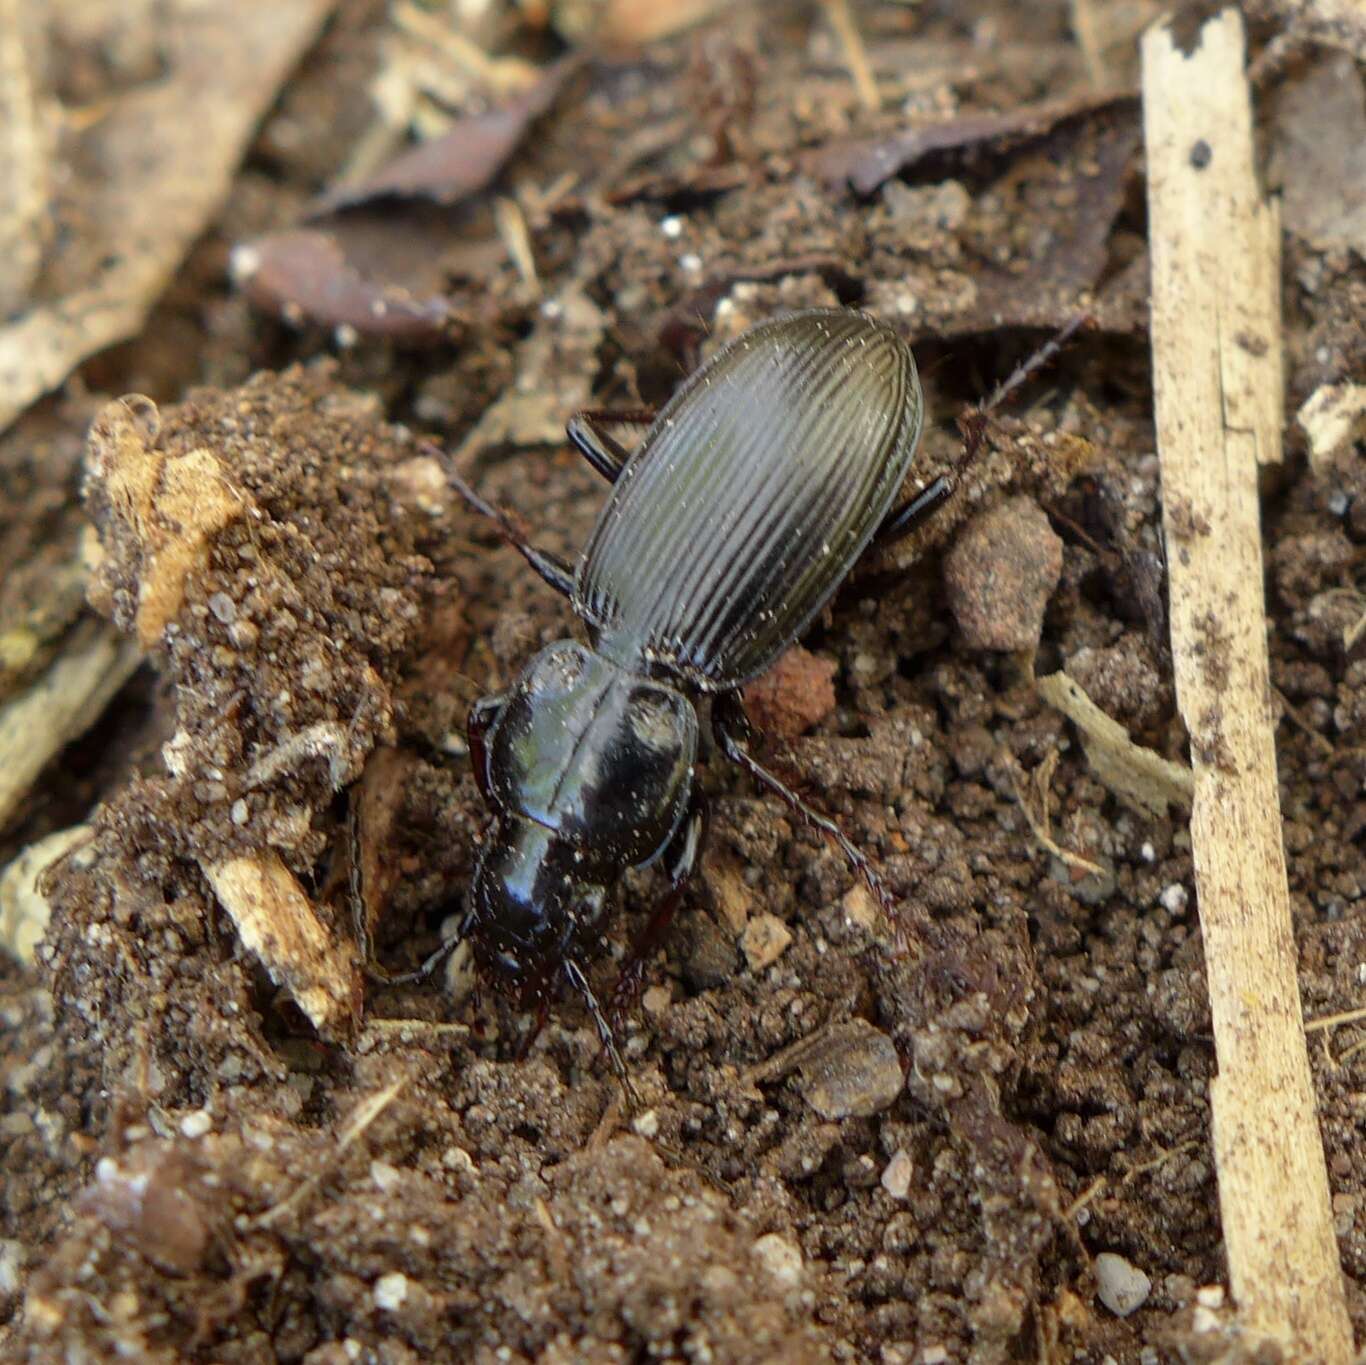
[0,619,140,830]
[1142,11,1351,1360]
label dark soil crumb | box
[2,3,1366,1364]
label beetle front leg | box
[609,793,708,1023]
[713,696,902,939]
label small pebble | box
[797,1020,904,1119]
[1159,883,1189,914]
[370,1160,401,1193]
[880,1149,914,1199]
[0,826,91,965]
[1195,1284,1224,1309]
[1095,1252,1151,1316]
[207,592,237,623]
[178,1109,212,1140]
[373,1272,408,1311]
[631,1109,660,1139]
[0,1239,22,1299]
[943,496,1064,652]
[741,912,793,971]
[841,883,879,932]
[706,861,751,935]
[751,1233,803,1287]
[641,984,672,1016]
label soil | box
[2,4,1365,1363]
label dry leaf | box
[0,0,336,434]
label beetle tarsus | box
[981,311,1092,416]
[564,957,640,1109]
[875,474,955,547]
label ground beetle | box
[373,308,1079,1082]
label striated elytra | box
[580,310,925,687]
[385,309,941,1091]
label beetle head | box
[467,817,609,1004]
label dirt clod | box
[741,646,838,739]
[944,496,1064,652]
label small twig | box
[252,1078,407,1229]
[822,0,880,111]
[0,619,140,831]
[494,195,541,296]
[1271,686,1336,758]
[1304,1005,1366,1034]
[364,1017,471,1038]
[1120,1140,1198,1187]
[1002,749,1105,879]
[1143,11,1350,1358]
[1063,1176,1106,1221]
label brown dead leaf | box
[235,60,577,339]
[0,0,336,435]
[806,92,1134,195]
[232,228,456,345]
[863,112,1143,340]
[310,58,577,215]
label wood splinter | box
[1143,9,1351,1360]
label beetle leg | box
[874,474,954,548]
[609,794,708,1023]
[516,998,551,1060]
[434,452,577,597]
[563,957,640,1108]
[467,691,507,802]
[713,697,902,935]
[566,409,655,482]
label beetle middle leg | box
[609,794,708,1024]
[713,695,903,940]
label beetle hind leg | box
[714,697,907,948]
[874,474,954,548]
[566,409,656,482]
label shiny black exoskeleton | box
[415,309,950,1068]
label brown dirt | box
[2,4,1365,1363]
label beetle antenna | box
[563,957,640,1109]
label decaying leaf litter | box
[2,1,1366,1361]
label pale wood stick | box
[0,620,140,830]
[1142,11,1351,1360]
